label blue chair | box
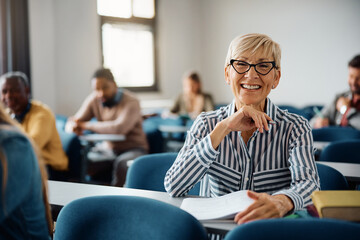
[312,126,360,142]
[278,105,311,120]
[224,218,360,240]
[54,195,207,240]
[319,139,360,164]
[126,152,200,195]
[302,105,323,120]
[316,163,349,190]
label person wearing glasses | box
[310,55,360,130]
[165,33,319,229]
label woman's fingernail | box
[269,121,276,124]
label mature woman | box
[165,33,319,225]
[170,71,214,120]
[0,104,52,239]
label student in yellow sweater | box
[0,72,68,173]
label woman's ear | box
[224,66,230,85]
[272,69,281,89]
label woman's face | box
[183,77,200,95]
[225,49,281,110]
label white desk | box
[79,134,126,142]
[78,134,126,182]
[317,161,360,183]
[158,125,189,133]
[158,125,189,152]
[48,180,236,235]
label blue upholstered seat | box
[312,126,360,142]
[278,105,312,120]
[316,163,349,190]
[125,152,200,195]
[319,139,360,164]
[54,195,207,240]
[224,218,360,240]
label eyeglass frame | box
[229,59,277,76]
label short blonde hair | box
[224,33,281,70]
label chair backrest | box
[316,163,349,190]
[54,195,207,240]
[319,139,360,164]
[224,218,360,240]
[302,105,323,120]
[312,126,360,142]
[126,152,200,195]
[278,105,312,120]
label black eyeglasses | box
[230,59,277,75]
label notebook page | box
[180,190,254,220]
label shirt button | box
[245,177,249,181]
[247,159,250,162]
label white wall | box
[28,0,56,109]
[28,0,360,116]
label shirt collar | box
[12,101,32,123]
[227,98,277,122]
[102,89,123,108]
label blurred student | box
[0,71,69,175]
[310,54,360,130]
[0,103,52,239]
[65,68,148,187]
[169,71,214,120]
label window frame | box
[99,1,158,92]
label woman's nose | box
[245,66,259,78]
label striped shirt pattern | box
[164,98,320,211]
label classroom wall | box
[28,0,360,116]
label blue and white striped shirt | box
[165,98,320,211]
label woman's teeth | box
[242,84,260,89]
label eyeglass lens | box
[231,61,274,75]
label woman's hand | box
[225,106,273,133]
[234,191,294,224]
[210,106,273,149]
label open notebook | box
[180,190,254,221]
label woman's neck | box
[235,100,266,112]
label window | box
[97,0,157,91]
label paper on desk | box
[180,190,254,220]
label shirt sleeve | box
[26,110,54,149]
[164,114,220,197]
[73,94,96,121]
[272,119,320,211]
[0,133,36,222]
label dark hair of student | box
[92,68,115,82]
[0,104,53,236]
[349,54,360,68]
